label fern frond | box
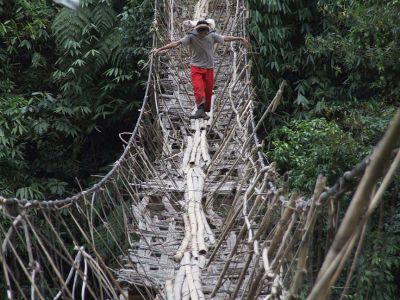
[95,29,122,69]
[92,4,116,32]
[52,9,84,43]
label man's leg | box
[190,66,209,119]
[190,66,206,108]
[204,68,214,112]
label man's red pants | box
[190,66,214,112]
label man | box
[151,20,249,119]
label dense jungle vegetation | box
[0,0,399,299]
[0,0,152,198]
[248,0,400,298]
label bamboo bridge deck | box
[117,1,263,298]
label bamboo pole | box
[165,280,174,300]
[245,267,265,300]
[191,258,205,300]
[288,175,326,300]
[210,187,279,296]
[190,122,201,164]
[183,253,198,300]
[252,189,282,243]
[187,200,198,258]
[268,192,299,259]
[195,144,202,166]
[195,201,207,255]
[230,244,254,299]
[200,209,215,244]
[271,211,298,270]
[240,81,286,153]
[175,214,191,262]
[174,264,185,299]
[181,136,193,173]
[181,277,190,300]
[200,130,210,165]
[206,165,254,265]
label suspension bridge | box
[1,0,400,299]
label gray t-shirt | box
[180,31,225,69]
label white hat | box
[183,18,215,29]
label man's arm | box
[150,41,182,55]
[223,36,250,48]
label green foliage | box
[306,0,400,103]
[51,0,152,111]
[248,0,400,115]
[51,4,121,97]
[267,118,363,191]
[344,189,400,299]
[340,232,400,300]
[248,0,321,111]
[339,103,397,145]
[0,0,153,294]
[386,200,400,234]
[0,0,56,95]
[251,1,400,297]
[0,0,153,198]
[0,93,82,198]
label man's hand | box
[150,48,161,55]
[149,41,181,56]
[223,36,251,48]
[241,38,250,49]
